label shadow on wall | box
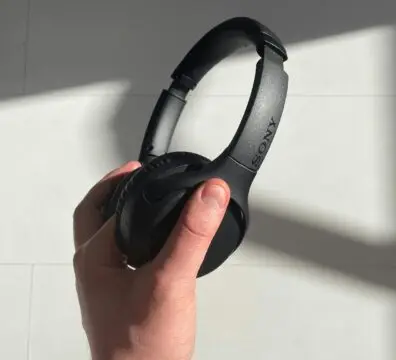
[6,0,392,293]
[16,0,396,101]
[8,0,396,202]
[20,0,394,287]
[248,206,396,290]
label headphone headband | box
[171,17,287,90]
[139,17,288,173]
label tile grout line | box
[0,262,72,266]
[26,264,35,360]
[1,262,396,268]
[4,91,396,99]
[1,91,396,101]
[23,0,32,95]
[53,93,396,98]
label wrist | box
[90,345,138,360]
[92,352,138,360]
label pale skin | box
[73,160,231,360]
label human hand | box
[73,161,231,360]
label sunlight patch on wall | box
[191,25,396,97]
[0,80,132,263]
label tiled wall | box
[1,1,395,359]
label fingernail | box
[201,183,228,209]
[125,161,140,170]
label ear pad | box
[114,151,246,277]
[102,166,143,221]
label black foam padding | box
[102,167,142,221]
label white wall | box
[1,0,395,359]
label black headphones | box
[104,17,289,277]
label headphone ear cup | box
[111,151,247,277]
[143,151,209,176]
[198,201,246,276]
[114,151,210,267]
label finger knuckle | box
[73,249,87,281]
[181,213,212,239]
[73,202,85,221]
[72,250,82,271]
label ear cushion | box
[114,151,245,277]
[102,166,142,221]
[104,152,208,221]
[114,152,210,258]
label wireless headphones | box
[104,17,289,277]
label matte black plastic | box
[172,17,287,89]
[138,88,187,163]
[102,168,141,222]
[222,47,288,171]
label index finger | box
[73,161,141,249]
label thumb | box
[152,178,230,279]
